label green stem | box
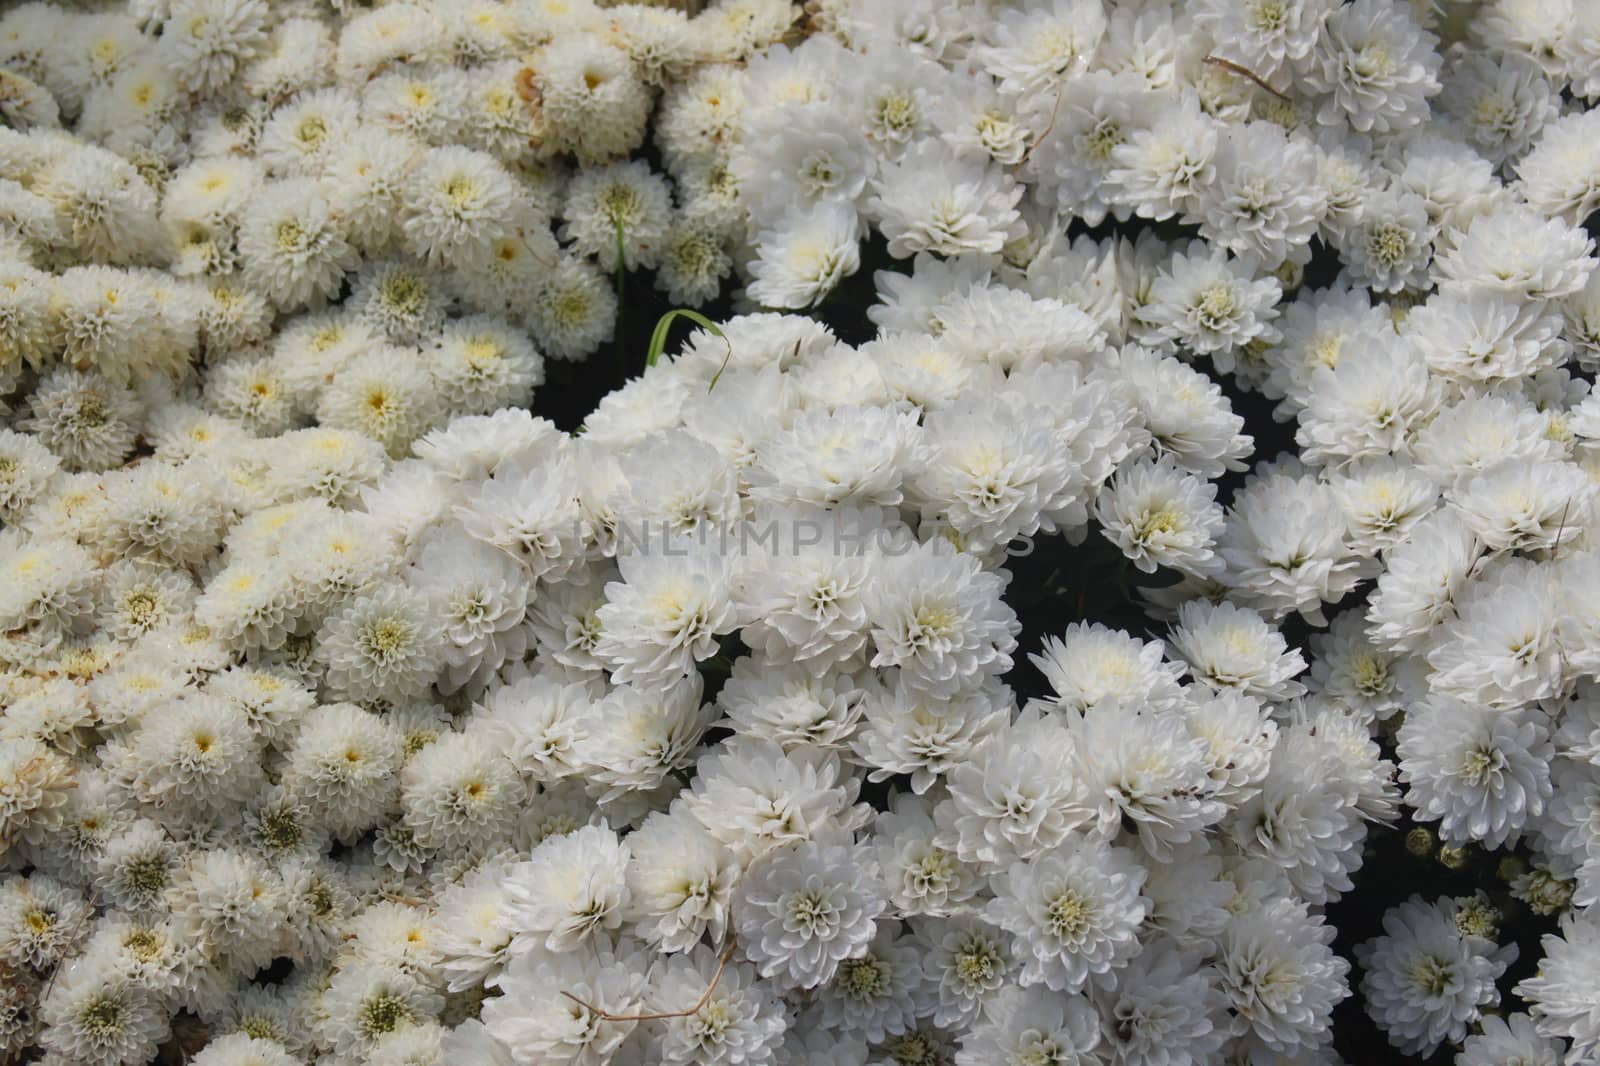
[612,216,627,379]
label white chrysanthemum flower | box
[656,221,734,307]
[535,34,653,163]
[872,791,981,918]
[1138,240,1280,365]
[0,872,91,971]
[425,314,544,417]
[681,738,867,866]
[526,254,617,360]
[431,858,516,994]
[116,692,264,822]
[400,146,520,270]
[616,429,743,536]
[1516,911,1600,1059]
[1197,122,1325,268]
[911,393,1073,552]
[238,179,359,310]
[912,915,1014,1031]
[1067,701,1227,857]
[104,457,228,567]
[1036,627,1183,724]
[318,960,444,1063]
[1457,1013,1566,1066]
[92,818,180,916]
[349,257,452,347]
[736,100,873,226]
[715,656,862,754]
[482,940,651,1066]
[1098,935,1230,1066]
[38,964,170,1066]
[1441,50,1559,167]
[1413,392,1564,487]
[281,702,404,841]
[1166,599,1307,702]
[479,669,595,783]
[1398,698,1551,849]
[576,675,715,802]
[865,539,1019,698]
[560,159,674,273]
[973,0,1107,102]
[194,559,299,654]
[939,709,1092,870]
[23,366,137,472]
[409,527,531,690]
[190,1033,301,1066]
[1435,204,1597,303]
[241,784,328,866]
[242,14,333,99]
[1217,464,1372,624]
[166,848,286,973]
[1448,460,1593,555]
[317,586,445,703]
[362,66,467,145]
[257,87,359,178]
[316,348,441,458]
[1406,290,1563,386]
[1106,94,1217,223]
[953,982,1099,1066]
[624,809,739,954]
[1216,897,1349,1057]
[747,405,922,511]
[1339,186,1434,294]
[1096,457,1225,576]
[0,427,59,524]
[1111,345,1251,479]
[503,824,630,954]
[935,286,1106,373]
[866,139,1024,259]
[1306,610,1408,720]
[1427,559,1563,709]
[0,262,54,377]
[1355,895,1512,1057]
[810,923,922,1044]
[734,832,886,991]
[454,452,585,585]
[594,545,737,687]
[1364,510,1482,653]
[204,356,298,436]
[851,675,1010,795]
[747,203,862,310]
[1302,0,1442,134]
[650,945,787,1066]
[400,729,523,856]
[1518,109,1600,225]
[323,126,416,252]
[34,148,166,266]
[1194,0,1330,72]
[160,0,268,95]
[985,835,1147,993]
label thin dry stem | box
[560,939,736,1022]
[1551,496,1574,560]
[41,885,101,1000]
[1202,54,1291,101]
[1016,83,1067,168]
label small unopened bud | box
[1404,827,1436,857]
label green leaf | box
[645,308,732,390]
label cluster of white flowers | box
[3,0,1600,1064]
[0,0,799,386]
